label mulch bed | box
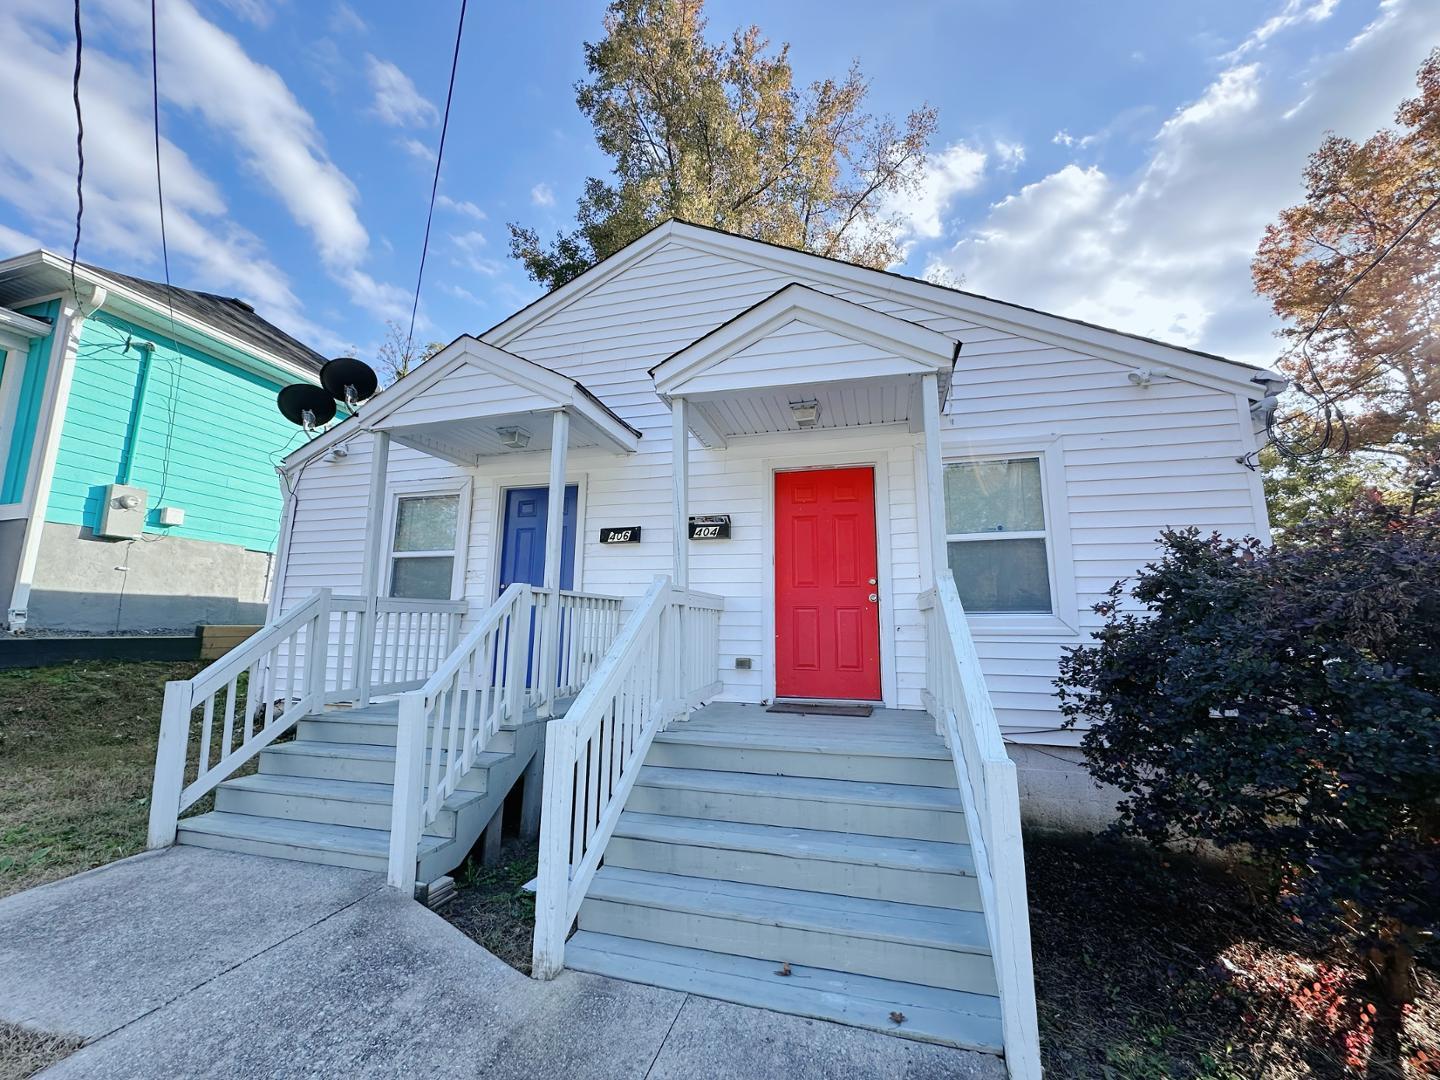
[445,832,1437,1078]
[1026,833,1438,1079]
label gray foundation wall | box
[1009,744,1120,832]
[24,522,272,633]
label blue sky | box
[1,0,1437,368]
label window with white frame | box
[943,456,1053,614]
[388,493,461,599]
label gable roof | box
[481,219,1283,400]
[79,263,328,374]
[0,249,327,378]
[651,283,958,394]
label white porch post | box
[920,372,948,587]
[669,397,690,712]
[356,429,391,705]
[539,409,569,717]
[670,397,689,589]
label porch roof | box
[361,337,639,466]
[651,284,959,448]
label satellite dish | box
[320,356,379,408]
[277,384,338,431]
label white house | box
[145,221,1282,1078]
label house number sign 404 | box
[688,515,732,540]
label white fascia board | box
[0,306,52,345]
[475,220,1271,399]
[287,336,639,472]
[652,283,958,396]
[667,226,1273,400]
[480,222,679,349]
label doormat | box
[767,702,874,717]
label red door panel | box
[775,466,881,700]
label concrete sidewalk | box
[0,848,1002,1079]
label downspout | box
[116,339,154,487]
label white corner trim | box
[5,292,92,627]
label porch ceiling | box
[363,336,639,466]
[386,409,615,466]
[652,283,958,448]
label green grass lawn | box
[0,660,202,898]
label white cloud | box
[437,195,486,220]
[0,0,408,347]
[452,230,503,278]
[530,183,556,208]
[1228,0,1340,59]
[399,137,435,164]
[929,0,1440,363]
[328,2,366,35]
[0,0,312,327]
[364,55,438,129]
[993,140,1025,171]
[214,0,281,27]
[0,221,40,254]
[886,142,987,242]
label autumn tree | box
[508,0,937,289]
[1252,48,1440,509]
[375,319,444,386]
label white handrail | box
[531,576,724,978]
[147,588,334,848]
[920,576,1042,1080]
[385,584,626,891]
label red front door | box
[774,466,882,701]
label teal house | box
[0,250,330,633]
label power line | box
[69,0,84,302]
[148,0,184,511]
[404,0,469,362]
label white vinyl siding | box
[276,236,1265,743]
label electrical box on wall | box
[98,484,148,540]
[157,506,186,527]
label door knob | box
[868,578,877,585]
[869,593,879,603]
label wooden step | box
[580,867,996,994]
[175,811,448,873]
[648,728,954,785]
[627,766,964,841]
[564,931,1003,1053]
[296,714,516,754]
[259,740,502,791]
[214,773,474,838]
[605,813,980,909]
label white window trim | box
[942,437,1078,637]
[382,478,473,601]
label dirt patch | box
[441,838,539,975]
[0,1020,82,1080]
[1027,832,1439,1079]
[0,660,202,897]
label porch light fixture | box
[497,426,531,450]
[789,400,821,428]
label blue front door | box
[498,485,578,591]
[499,485,578,687]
